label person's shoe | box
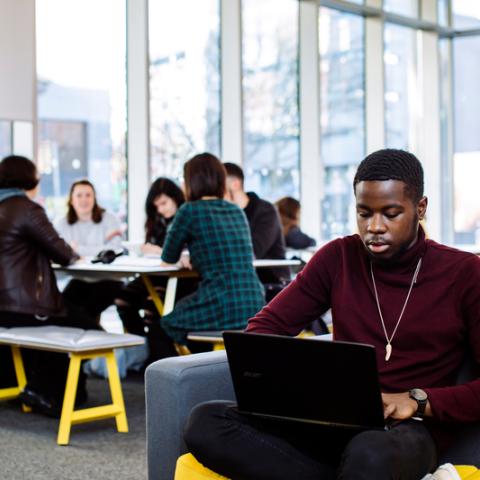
[19,387,61,418]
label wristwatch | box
[409,388,428,417]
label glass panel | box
[13,121,34,158]
[0,121,12,159]
[242,0,300,201]
[36,0,127,222]
[439,39,453,243]
[453,36,480,244]
[383,0,418,17]
[149,0,221,181]
[438,0,450,27]
[452,0,480,30]
[384,24,418,151]
[319,7,365,240]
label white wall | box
[0,0,36,123]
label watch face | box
[410,388,428,402]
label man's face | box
[225,176,241,203]
[355,180,427,262]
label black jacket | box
[0,195,78,317]
[244,192,289,284]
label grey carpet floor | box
[0,374,147,480]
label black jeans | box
[63,278,123,326]
[184,401,438,480]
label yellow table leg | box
[105,351,128,433]
[142,274,164,315]
[57,354,81,445]
[11,346,31,412]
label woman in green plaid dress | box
[160,153,265,346]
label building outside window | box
[383,0,418,17]
[242,0,300,202]
[319,7,365,239]
[452,35,480,244]
[149,0,221,182]
[36,0,127,222]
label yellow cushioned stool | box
[457,465,480,479]
[175,453,229,480]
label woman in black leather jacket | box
[0,155,88,417]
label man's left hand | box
[381,392,418,420]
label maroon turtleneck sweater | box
[247,228,480,428]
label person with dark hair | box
[184,149,480,479]
[0,156,91,417]
[56,179,122,256]
[275,196,316,249]
[154,153,265,356]
[56,179,124,327]
[114,178,187,364]
[224,162,289,286]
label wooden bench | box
[0,325,144,445]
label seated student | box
[156,153,265,357]
[275,196,316,249]
[223,162,289,287]
[56,179,124,326]
[0,156,90,417]
[184,149,480,480]
[115,178,186,363]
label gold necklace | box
[370,258,422,361]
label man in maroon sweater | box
[184,149,480,479]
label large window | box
[384,24,418,151]
[0,121,11,159]
[36,0,127,222]
[383,0,418,17]
[452,35,480,244]
[149,0,221,181]
[319,7,365,240]
[242,0,300,202]
[452,1,480,30]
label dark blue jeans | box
[184,401,438,480]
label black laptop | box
[223,331,386,431]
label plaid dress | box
[160,199,265,343]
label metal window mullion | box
[300,0,322,241]
[365,0,385,152]
[126,0,150,242]
[221,0,243,166]
[418,0,442,241]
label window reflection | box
[149,0,221,181]
[384,24,417,151]
[0,121,11,159]
[319,7,365,240]
[36,0,127,222]
[242,0,300,201]
[453,36,480,244]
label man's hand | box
[381,392,418,420]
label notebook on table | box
[223,331,386,431]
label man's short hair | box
[0,155,39,190]
[353,149,424,202]
[223,162,244,186]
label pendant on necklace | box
[385,343,392,361]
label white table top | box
[55,256,301,277]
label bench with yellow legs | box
[0,326,143,445]
[0,345,31,412]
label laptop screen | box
[223,332,385,430]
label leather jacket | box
[0,195,78,317]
